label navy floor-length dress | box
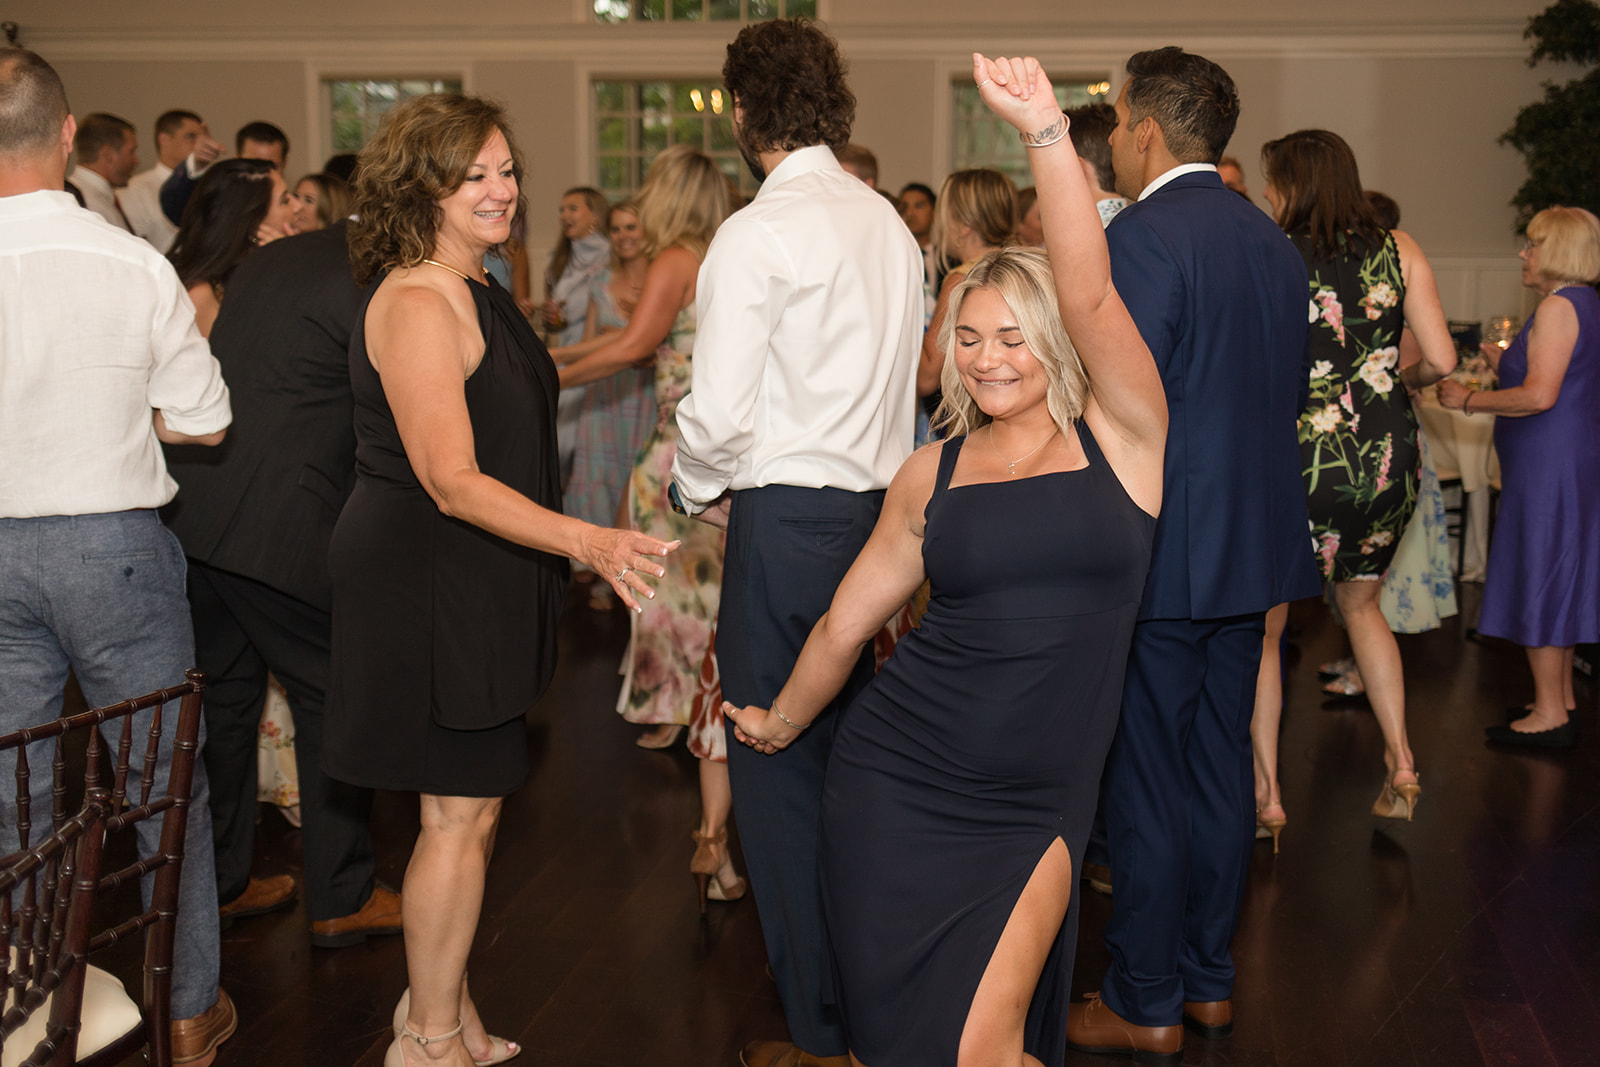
[819,424,1154,1065]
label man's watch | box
[667,481,689,516]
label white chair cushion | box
[2,962,141,1067]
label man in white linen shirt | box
[123,107,204,253]
[0,48,240,1067]
[669,19,921,1067]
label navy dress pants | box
[721,484,883,1058]
[1101,612,1265,1027]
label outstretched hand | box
[581,527,679,614]
[723,702,799,755]
[973,54,1063,141]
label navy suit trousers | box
[1101,613,1265,1026]
[720,484,883,1057]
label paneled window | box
[594,79,755,201]
[327,78,464,153]
[593,0,815,22]
[952,78,1111,188]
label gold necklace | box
[421,258,484,283]
[988,424,1057,476]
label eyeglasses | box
[1521,240,1541,253]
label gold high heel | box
[1255,802,1287,854]
[392,988,520,1065]
[1372,770,1421,821]
[690,828,747,914]
[386,1017,463,1067]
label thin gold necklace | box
[988,424,1057,477]
[421,258,484,283]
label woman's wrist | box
[770,698,809,733]
[1463,390,1475,415]
[1020,113,1069,148]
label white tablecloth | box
[1415,388,1500,580]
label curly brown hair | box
[722,18,853,154]
[348,93,527,286]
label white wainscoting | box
[1431,256,1531,327]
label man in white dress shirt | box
[123,108,204,252]
[0,48,240,1067]
[670,19,922,1067]
[66,110,138,230]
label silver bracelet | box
[1020,114,1069,148]
[771,700,808,732]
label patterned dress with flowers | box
[618,303,724,727]
[1297,231,1419,581]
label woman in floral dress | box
[1261,130,1456,820]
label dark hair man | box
[67,110,138,228]
[123,107,204,251]
[669,18,923,1067]
[1065,102,1129,226]
[0,46,238,1067]
[160,119,289,225]
[1066,46,1318,1063]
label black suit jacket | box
[163,222,362,611]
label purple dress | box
[1478,286,1600,647]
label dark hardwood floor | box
[114,583,1597,1066]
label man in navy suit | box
[1066,47,1319,1063]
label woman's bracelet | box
[1463,391,1475,416]
[1020,114,1069,148]
[771,700,808,732]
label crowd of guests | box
[2,14,1597,1067]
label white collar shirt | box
[1139,162,1218,201]
[122,162,178,252]
[68,165,130,231]
[0,190,231,518]
[672,146,922,506]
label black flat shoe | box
[1504,705,1533,724]
[1485,721,1577,749]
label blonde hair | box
[1526,206,1600,285]
[636,145,731,260]
[931,247,1090,439]
[931,168,1017,272]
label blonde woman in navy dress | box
[728,55,1168,1067]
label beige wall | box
[14,0,1559,316]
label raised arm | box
[556,247,696,389]
[1393,229,1458,389]
[724,445,939,752]
[974,54,1166,512]
[368,277,676,610]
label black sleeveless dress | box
[324,274,567,798]
[819,423,1153,1065]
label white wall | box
[13,0,1562,319]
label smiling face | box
[290,178,323,232]
[609,207,643,262]
[438,129,517,253]
[953,285,1049,420]
[559,192,598,240]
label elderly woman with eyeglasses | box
[1438,207,1600,750]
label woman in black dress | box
[727,56,1168,1067]
[324,95,677,1067]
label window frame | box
[306,61,474,166]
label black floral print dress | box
[1296,231,1419,581]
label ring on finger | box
[615,567,630,583]
[977,78,992,88]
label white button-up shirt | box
[0,190,231,518]
[67,165,130,231]
[122,162,179,253]
[672,146,921,507]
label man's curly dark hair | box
[722,18,854,154]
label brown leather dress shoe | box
[1065,992,1182,1064]
[217,874,296,927]
[1083,862,1113,895]
[172,987,238,1066]
[309,885,403,948]
[739,1038,851,1067]
[1183,998,1232,1038]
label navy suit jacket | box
[161,222,363,611]
[1107,171,1320,621]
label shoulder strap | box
[933,435,966,496]
[1072,419,1106,471]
